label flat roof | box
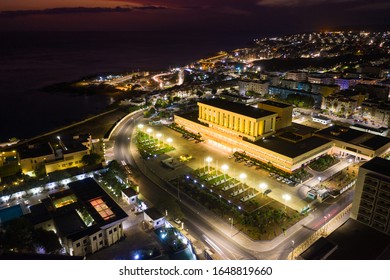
[53,208,87,237]
[259,100,292,109]
[62,141,88,154]
[299,237,338,260]
[360,157,390,178]
[315,125,367,142]
[199,99,276,119]
[254,136,332,158]
[326,219,390,260]
[144,207,163,220]
[351,124,388,133]
[316,125,390,150]
[122,187,137,197]
[18,143,53,159]
[67,178,128,226]
[360,135,390,150]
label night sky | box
[1,0,389,34]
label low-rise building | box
[122,187,138,205]
[360,100,390,127]
[26,178,128,257]
[315,125,390,160]
[285,71,308,81]
[45,141,89,174]
[268,86,323,107]
[334,77,360,90]
[19,143,55,176]
[238,80,269,96]
[143,207,165,229]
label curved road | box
[111,112,257,259]
[110,112,354,260]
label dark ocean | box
[0,31,257,142]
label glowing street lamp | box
[146,128,153,141]
[137,124,144,131]
[206,156,213,173]
[166,138,173,148]
[156,133,162,146]
[221,164,229,184]
[229,217,234,237]
[239,173,247,188]
[259,182,267,197]
[282,194,291,210]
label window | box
[98,233,102,238]
[99,241,103,245]
[114,228,117,232]
[109,230,112,234]
[76,242,80,247]
[119,224,122,228]
[83,239,87,244]
[93,236,97,241]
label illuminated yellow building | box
[175,99,332,172]
[258,100,293,130]
[198,99,277,142]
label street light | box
[221,164,229,184]
[239,173,247,188]
[206,156,213,174]
[229,217,234,237]
[291,240,295,260]
[282,194,291,210]
[166,137,173,146]
[156,133,162,146]
[259,183,267,197]
[146,128,153,141]
[137,124,144,130]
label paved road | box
[110,112,355,260]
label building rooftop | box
[360,136,390,150]
[315,125,390,151]
[299,237,338,260]
[122,187,137,197]
[144,207,164,221]
[67,178,128,227]
[326,219,390,260]
[27,178,128,242]
[254,135,332,158]
[18,142,53,159]
[360,157,390,178]
[62,141,88,155]
[198,99,276,119]
[258,100,292,108]
[315,125,366,142]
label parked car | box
[173,218,182,225]
[264,189,272,195]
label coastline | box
[8,107,128,149]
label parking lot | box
[137,123,311,212]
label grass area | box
[136,131,175,158]
[309,154,339,172]
[172,169,303,240]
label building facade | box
[198,99,277,142]
[351,157,390,235]
[238,80,269,96]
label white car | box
[173,218,182,225]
